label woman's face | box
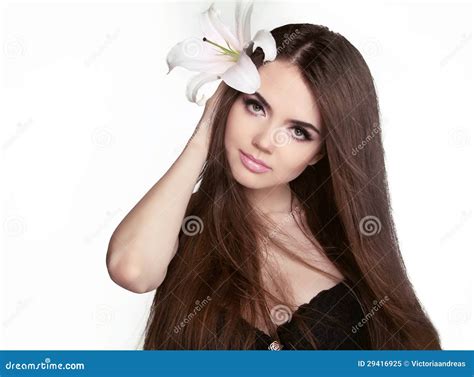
[225,60,325,190]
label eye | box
[243,98,265,116]
[290,126,313,142]
[243,96,314,143]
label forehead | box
[257,60,321,126]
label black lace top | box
[244,281,371,350]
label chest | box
[244,213,344,334]
[254,218,344,333]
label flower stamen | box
[202,37,240,60]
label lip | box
[239,150,272,173]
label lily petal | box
[166,37,235,74]
[221,52,260,94]
[251,29,277,62]
[235,0,253,48]
[200,3,241,52]
[186,72,220,105]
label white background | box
[1,0,472,350]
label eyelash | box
[243,98,313,142]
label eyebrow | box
[252,91,321,135]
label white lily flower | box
[166,1,277,105]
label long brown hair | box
[143,23,441,350]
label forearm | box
[106,133,208,293]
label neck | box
[245,184,298,215]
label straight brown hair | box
[142,23,441,350]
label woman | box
[106,23,442,350]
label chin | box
[232,162,271,190]
[233,174,264,190]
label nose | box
[251,121,282,154]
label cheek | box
[274,146,318,180]
[225,104,252,148]
[224,104,245,161]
